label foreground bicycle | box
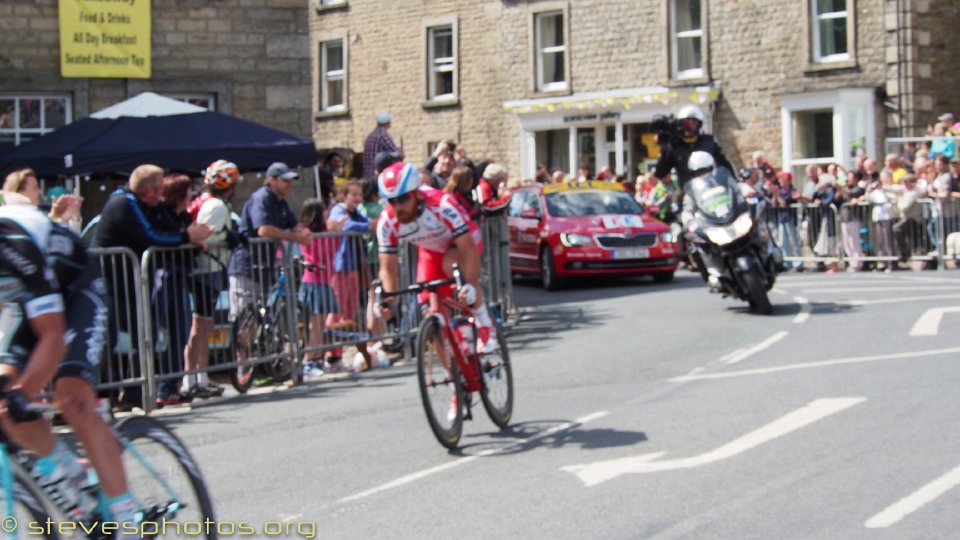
[375,265,513,449]
[0,399,215,539]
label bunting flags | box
[502,88,721,112]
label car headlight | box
[704,213,753,246]
[559,233,594,247]
[660,231,673,244]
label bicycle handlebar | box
[374,264,465,304]
[0,376,54,423]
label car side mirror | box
[520,208,541,220]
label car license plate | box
[612,248,649,259]
[208,328,230,348]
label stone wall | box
[0,0,317,213]
[310,0,937,173]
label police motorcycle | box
[682,152,781,315]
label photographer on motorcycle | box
[652,104,735,227]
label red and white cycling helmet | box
[378,162,420,199]
[203,160,240,191]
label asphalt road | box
[155,268,960,540]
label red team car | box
[507,181,679,290]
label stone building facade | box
[0,0,316,212]
[310,0,960,185]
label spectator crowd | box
[4,108,960,412]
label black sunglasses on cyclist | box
[388,192,413,206]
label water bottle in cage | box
[454,316,475,357]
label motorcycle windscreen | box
[687,168,747,225]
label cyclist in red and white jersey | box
[376,161,498,352]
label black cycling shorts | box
[190,271,224,319]
[1,263,107,388]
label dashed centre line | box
[719,331,789,365]
[865,462,960,528]
[792,296,810,324]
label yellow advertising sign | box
[543,181,625,194]
[59,0,151,79]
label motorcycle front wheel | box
[743,267,773,315]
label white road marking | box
[774,277,895,288]
[841,293,960,306]
[669,347,960,382]
[908,306,960,336]
[793,296,810,324]
[865,463,960,528]
[338,410,610,503]
[771,288,788,296]
[803,286,960,294]
[562,398,864,487]
[719,331,789,365]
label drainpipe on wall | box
[895,0,904,137]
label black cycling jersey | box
[0,205,106,386]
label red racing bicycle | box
[375,265,513,449]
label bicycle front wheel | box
[116,416,216,539]
[416,315,464,449]
[479,320,513,428]
[263,299,298,385]
[0,459,61,539]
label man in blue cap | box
[228,162,311,330]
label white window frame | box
[780,89,876,179]
[669,0,704,80]
[0,94,72,147]
[534,10,568,93]
[426,22,458,102]
[812,0,850,63]
[319,38,347,112]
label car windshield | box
[545,190,642,217]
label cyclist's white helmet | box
[378,162,421,199]
[688,151,715,175]
[678,104,705,123]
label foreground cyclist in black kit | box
[0,199,137,535]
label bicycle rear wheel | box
[479,320,513,428]
[416,315,464,449]
[230,305,258,394]
[116,416,216,539]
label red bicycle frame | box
[374,267,481,392]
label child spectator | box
[357,177,384,287]
[334,183,347,204]
[298,198,339,378]
[325,180,375,372]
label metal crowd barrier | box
[771,199,946,271]
[480,215,516,323]
[89,216,516,412]
[90,246,151,410]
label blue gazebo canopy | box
[0,92,317,176]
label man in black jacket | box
[653,104,735,226]
[654,104,734,188]
[93,164,211,255]
[92,164,211,408]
